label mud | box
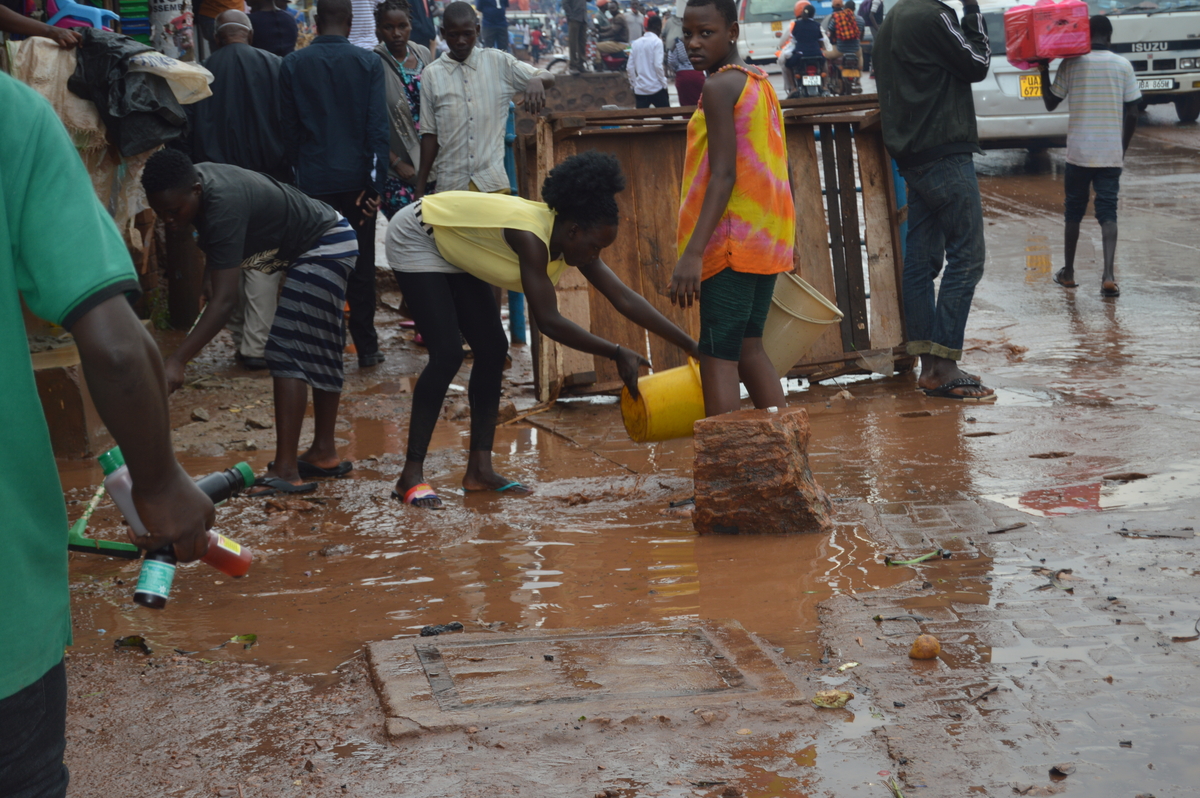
[58,111,1200,796]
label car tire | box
[1175,93,1200,124]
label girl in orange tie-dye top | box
[669,0,795,417]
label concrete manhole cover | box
[368,620,802,738]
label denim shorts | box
[1064,163,1122,224]
[699,269,778,361]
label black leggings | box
[391,270,508,463]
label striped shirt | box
[420,47,550,192]
[1051,49,1141,169]
[350,0,381,48]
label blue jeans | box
[0,660,68,798]
[481,25,510,50]
[1064,163,1121,224]
[899,152,985,361]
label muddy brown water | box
[57,107,1200,795]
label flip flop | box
[922,377,998,403]
[298,460,353,479]
[1101,281,1120,297]
[268,460,354,479]
[1053,268,1077,288]
[399,320,417,329]
[392,482,444,509]
[465,481,533,495]
[247,476,318,497]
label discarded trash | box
[812,689,853,708]
[1102,472,1149,483]
[909,635,941,660]
[1119,740,1133,748]
[736,728,752,735]
[544,654,555,661]
[837,661,860,672]
[114,635,151,655]
[1029,451,1073,459]
[885,549,942,566]
[420,622,465,637]
[1049,762,1076,777]
[967,685,998,704]
[1118,527,1195,540]
[1170,618,1200,643]
[873,614,929,623]
[1032,567,1079,592]
[229,634,257,650]
[986,522,1027,535]
[886,776,906,798]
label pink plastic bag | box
[1004,4,1037,70]
[1031,0,1091,60]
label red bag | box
[1004,4,1037,70]
[1031,0,1091,60]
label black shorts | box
[1064,163,1122,225]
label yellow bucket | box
[620,358,705,443]
[762,273,844,377]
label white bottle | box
[97,447,151,540]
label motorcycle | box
[827,50,862,96]
[794,55,826,98]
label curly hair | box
[541,151,625,228]
[375,0,410,25]
[685,0,737,26]
[141,148,197,195]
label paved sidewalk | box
[819,498,1200,796]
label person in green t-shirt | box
[0,72,215,797]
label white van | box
[736,0,797,63]
[971,0,1071,149]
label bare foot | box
[297,447,342,471]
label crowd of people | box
[0,0,1146,792]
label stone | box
[191,407,210,422]
[243,412,272,430]
[692,406,832,535]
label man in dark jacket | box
[874,0,995,401]
[280,0,390,368]
[190,10,290,371]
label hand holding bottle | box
[130,464,215,562]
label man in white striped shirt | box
[1039,15,1140,298]
[415,1,555,195]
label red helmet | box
[794,0,809,16]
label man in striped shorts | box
[143,149,359,496]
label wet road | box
[59,110,1200,796]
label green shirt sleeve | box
[2,75,140,329]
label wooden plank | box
[784,124,843,364]
[855,126,904,350]
[818,123,852,354]
[581,137,664,384]
[834,123,870,352]
[627,131,695,374]
[532,116,562,403]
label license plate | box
[802,75,822,85]
[1019,73,1042,99]
[841,69,860,77]
[771,20,783,31]
[1138,78,1176,90]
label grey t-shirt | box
[194,162,340,270]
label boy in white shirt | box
[628,13,668,108]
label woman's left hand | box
[615,345,650,400]
[395,161,417,182]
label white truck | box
[1095,0,1200,123]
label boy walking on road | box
[415,2,553,196]
[1039,15,1140,298]
[874,0,996,401]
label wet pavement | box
[58,113,1200,796]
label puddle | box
[984,458,1200,517]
